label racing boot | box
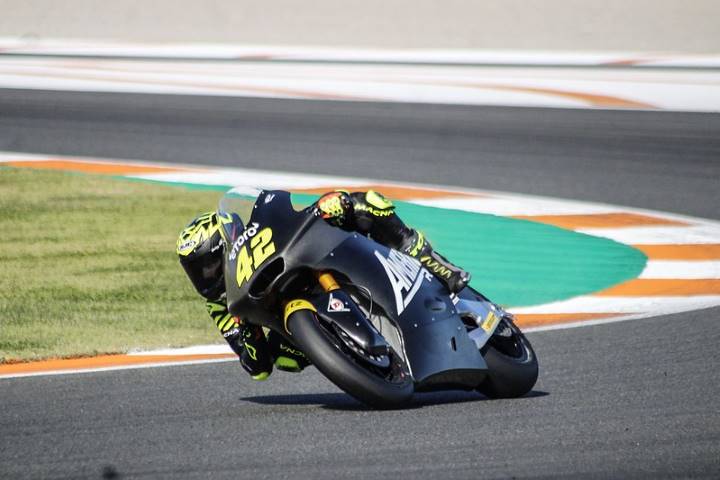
[267,331,311,372]
[239,325,274,381]
[404,230,471,293]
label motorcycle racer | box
[176,190,471,381]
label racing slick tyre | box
[477,317,538,399]
[287,310,414,409]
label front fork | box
[281,271,342,332]
[316,271,340,292]
[281,271,340,333]
[283,271,390,359]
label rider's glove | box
[316,191,353,227]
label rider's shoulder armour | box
[352,190,395,218]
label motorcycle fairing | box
[221,190,488,390]
[318,238,488,389]
[221,190,352,330]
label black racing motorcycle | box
[219,189,538,408]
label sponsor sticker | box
[223,327,240,338]
[327,293,350,313]
[228,222,260,260]
[210,240,224,253]
[375,249,433,315]
[355,203,393,217]
[481,311,499,333]
[178,239,196,252]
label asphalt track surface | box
[1,89,720,479]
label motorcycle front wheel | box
[477,317,539,398]
[287,309,414,409]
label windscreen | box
[217,187,252,244]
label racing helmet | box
[177,211,229,300]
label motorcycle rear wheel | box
[287,309,414,409]
[477,317,539,399]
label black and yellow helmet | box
[177,212,226,300]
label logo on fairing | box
[374,250,433,315]
[327,293,350,312]
[228,222,260,260]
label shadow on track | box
[241,390,548,411]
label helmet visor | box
[181,249,224,298]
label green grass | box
[0,167,251,363]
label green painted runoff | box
[290,192,647,307]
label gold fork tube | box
[316,271,340,292]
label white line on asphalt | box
[0,358,235,380]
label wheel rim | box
[317,317,410,385]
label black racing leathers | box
[316,190,471,292]
[201,190,469,379]
[205,297,243,356]
[316,190,416,248]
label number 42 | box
[236,227,276,287]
